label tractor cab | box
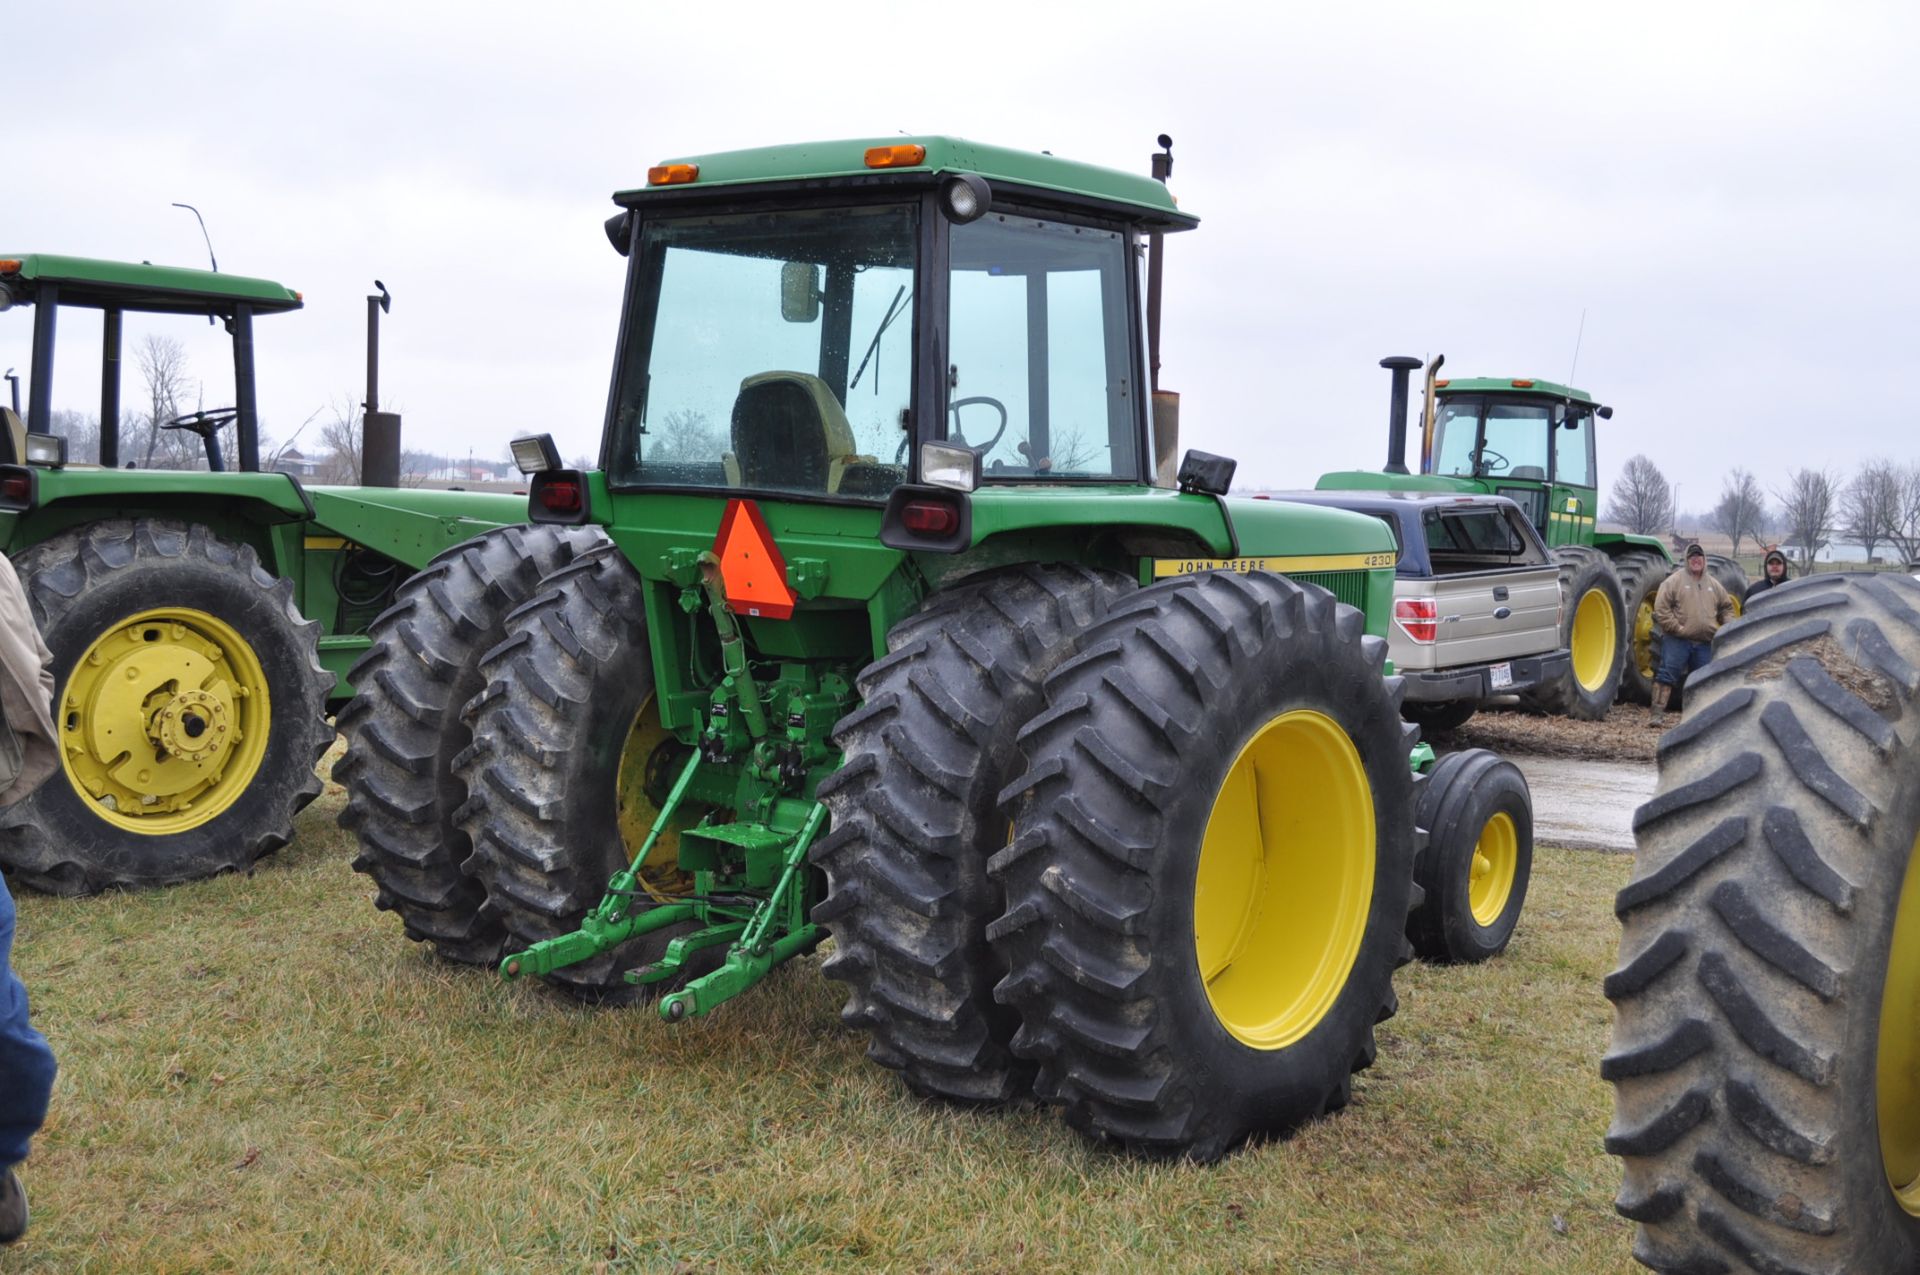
[1422,376,1612,547]
[586,138,1194,519]
[0,254,303,472]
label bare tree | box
[1841,459,1901,563]
[645,409,726,463]
[133,335,207,469]
[314,397,364,484]
[49,409,101,464]
[1776,468,1837,565]
[1607,454,1674,535]
[1886,463,1920,566]
[1706,468,1767,557]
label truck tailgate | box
[1392,566,1561,670]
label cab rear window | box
[1423,507,1546,567]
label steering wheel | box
[164,408,238,438]
[1475,447,1510,474]
[164,408,239,473]
[894,395,1015,467]
[948,396,1010,455]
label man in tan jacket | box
[1650,542,1736,725]
[0,551,58,1244]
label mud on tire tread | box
[336,524,598,964]
[0,519,333,894]
[990,570,1418,1160]
[814,563,1130,1105]
[1605,572,1920,1273]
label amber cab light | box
[1393,598,1438,643]
[900,499,959,536]
[648,163,700,186]
[1510,378,1535,388]
[864,144,927,169]
[0,260,19,274]
[1433,378,1449,388]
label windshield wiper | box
[849,286,910,393]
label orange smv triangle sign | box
[713,498,797,620]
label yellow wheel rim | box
[58,607,271,835]
[1571,586,1618,693]
[1633,597,1657,685]
[1193,709,1374,1051]
[1467,811,1519,927]
[1879,830,1920,1216]
[614,693,691,889]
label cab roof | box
[1434,375,1594,404]
[0,254,303,315]
[614,136,1197,230]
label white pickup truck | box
[1277,490,1569,732]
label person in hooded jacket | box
[0,552,58,1245]
[1744,548,1789,602]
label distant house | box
[271,448,321,479]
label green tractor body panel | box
[1594,528,1674,563]
[626,136,1195,229]
[0,253,304,313]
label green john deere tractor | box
[1320,357,1747,717]
[0,254,528,893]
[337,135,1536,1158]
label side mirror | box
[604,211,634,257]
[1597,404,1614,420]
[780,261,822,323]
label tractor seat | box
[723,372,873,495]
[0,408,24,465]
[1508,465,1546,481]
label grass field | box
[7,774,1638,1273]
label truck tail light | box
[1394,598,1438,643]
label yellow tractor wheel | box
[0,520,332,894]
[992,570,1416,1160]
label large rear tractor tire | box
[1407,749,1532,964]
[1706,553,1749,621]
[0,520,333,893]
[453,537,699,1005]
[814,563,1130,1106]
[1605,573,1920,1273]
[1524,545,1627,720]
[336,524,598,965]
[1613,548,1672,706]
[991,571,1418,1160]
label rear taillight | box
[535,478,581,515]
[1394,598,1438,643]
[527,470,590,525]
[0,472,31,506]
[901,500,959,536]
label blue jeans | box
[1658,634,1712,688]
[0,871,55,1168]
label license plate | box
[1488,662,1513,690]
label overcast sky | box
[7,1,1916,510]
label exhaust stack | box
[1380,355,1422,474]
[1147,135,1179,487]
[361,280,402,487]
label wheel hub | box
[151,688,230,763]
[58,607,271,835]
[1571,587,1618,693]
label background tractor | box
[1604,571,1920,1273]
[338,135,1535,1159]
[1320,357,1748,717]
[0,254,527,893]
